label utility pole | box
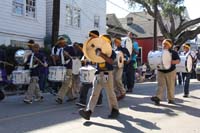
[153,0,158,50]
[52,0,60,47]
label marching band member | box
[182,43,192,97]
[151,39,180,105]
[174,45,182,85]
[113,37,130,101]
[76,30,103,107]
[55,36,75,104]
[66,42,83,102]
[49,40,62,95]
[23,43,45,104]
[79,34,119,120]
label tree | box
[127,0,200,46]
[51,0,60,46]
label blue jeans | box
[182,73,191,95]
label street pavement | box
[0,79,200,133]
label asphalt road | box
[0,79,200,133]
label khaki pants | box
[113,67,126,96]
[156,70,176,101]
[25,76,42,100]
[57,69,73,100]
[66,74,80,99]
[86,71,119,112]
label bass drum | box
[148,50,172,70]
[176,55,193,73]
[121,37,132,55]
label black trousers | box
[79,83,102,104]
[126,61,136,91]
[182,73,191,95]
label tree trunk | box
[51,0,60,47]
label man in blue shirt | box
[126,32,139,93]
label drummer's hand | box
[44,62,48,67]
[95,48,102,56]
[126,59,131,64]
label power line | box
[106,0,152,21]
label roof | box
[119,12,163,38]
[106,14,129,37]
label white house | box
[46,0,106,44]
[0,0,46,47]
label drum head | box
[83,38,112,63]
[162,50,171,69]
[115,51,124,68]
[121,37,132,55]
[72,58,82,75]
[186,55,193,72]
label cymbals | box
[83,38,112,63]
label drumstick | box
[63,51,73,59]
[33,56,48,67]
[0,61,14,67]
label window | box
[11,40,28,48]
[12,0,36,18]
[12,0,24,15]
[94,16,100,28]
[73,8,81,27]
[26,0,36,18]
[66,5,81,27]
[66,5,73,25]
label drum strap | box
[29,53,34,68]
[61,48,65,65]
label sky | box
[106,0,200,19]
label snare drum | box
[12,70,30,84]
[80,65,96,83]
[148,50,172,70]
[176,55,193,73]
[48,66,66,82]
[72,58,81,75]
[114,51,124,68]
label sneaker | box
[151,96,160,105]
[79,109,92,120]
[55,98,63,104]
[34,96,44,102]
[23,99,33,104]
[76,102,86,107]
[183,94,188,98]
[168,100,175,104]
[96,102,102,107]
[108,108,119,119]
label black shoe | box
[55,98,63,104]
[168,100,175,104]
[76,102,86,107]
[66,97,77,102]
[126,89,132,93]
[79,109,92,120]
[108,108,119,119]
[0,90,5,101]
[151,96,160,105]
[183,94,188,98]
